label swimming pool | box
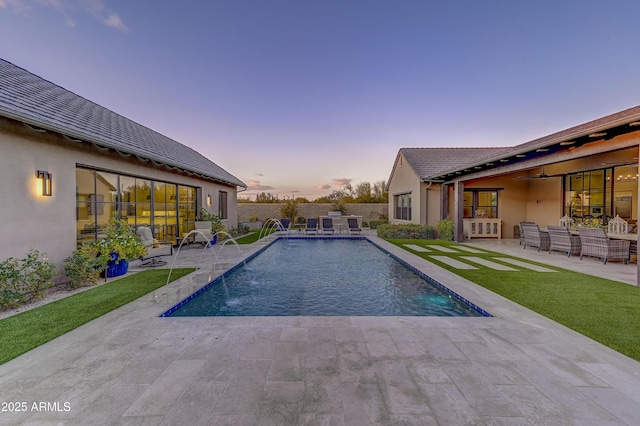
[162,238,490,317]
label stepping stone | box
[452,246,486,254]
[430,256,478,270]
[461,256,518,271]
[402,244,431,252]
[426,245,459,253]
[494,257,558,273]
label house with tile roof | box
[387,105,639,259]
[0,58,246,267]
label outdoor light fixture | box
[589,132,606,138]
[207,194,212,206]
[36,170,52,196]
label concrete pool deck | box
[1,232,640,425]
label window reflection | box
[75,168,197,245]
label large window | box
[76,167,197,245]
[394,193,411,221]
[463,190,498,218]
[564,165,637,221]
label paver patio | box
[1,232,639,425]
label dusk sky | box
[2,1,640,200]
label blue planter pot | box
[106,253,129,278]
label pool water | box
[164,238,487,317]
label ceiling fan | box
[513,166,564,180]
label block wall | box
[238,203,388,225]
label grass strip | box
[233,229,276,244]
[388,239,640,362]
[0,268,195,365]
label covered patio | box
[432,107,640,284]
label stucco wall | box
[238,203,388,225]
[387,153,423,224]
[0,117,239,267]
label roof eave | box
[5,111,247,189]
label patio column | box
[454,181,464,242]
[440,184,449,220]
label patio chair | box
[135,226,173,267]
[322,217,335,234]
[547,225,581,257]
[518,221,535,246]
[578,227,630,264]
[305,218,318,235]
[347,217,362,235]
[607,215,628,234]
[520,222,551,252]
[193,221,213,245]
[278,218,291,234]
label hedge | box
[376,224,435,239]
[369,220,389,229]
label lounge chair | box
[305,218,318,234]
[135,226,173,267]
[194,221,213,245]
[322,217,335,234]
[347,217,362,235]
[547,225,581,257]
[520,222,550,252]
[279,218,291,234]
[578,227,630,264]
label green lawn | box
[0,268,195,365]
[388,239,640,362]
[233,228,276,244]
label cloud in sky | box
[315,184,331,190]
[1,0,128,32]
[246,179,274,191]
[331,178,352,187]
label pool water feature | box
[162,238,490,317]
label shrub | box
[437,218,455,241]
[369,220,389,229]
[229,224,250,237]
[0,248,56,308]
[63,244,105,289]
[376,224,435,239]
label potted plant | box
[93,217,147,278]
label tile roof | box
[397,105,640,181]
[0,58,246,188]
[399,147,511,180]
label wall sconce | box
[207,194,212,206]
[36,170,52,196]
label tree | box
[354,182,373,202]
[255,192,279,203]
[280,199,298,223]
